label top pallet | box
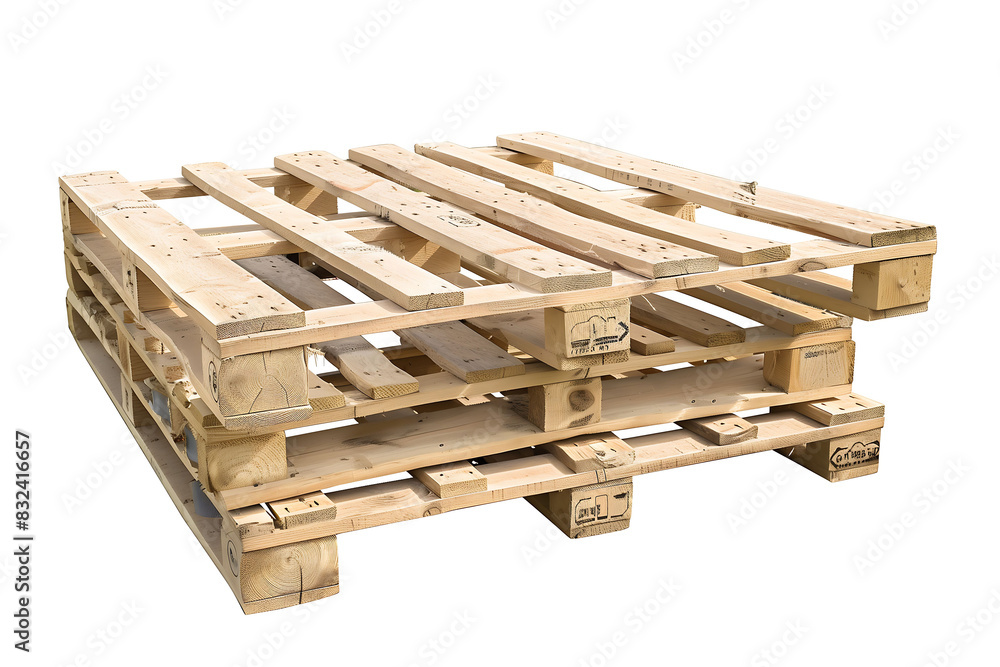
[60,131,936,429]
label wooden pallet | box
[61,131,934,613]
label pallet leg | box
[763,341,855,393]
[223,526,340,613]
[527,478,633,539]
[852,256,933,310]
[777,429,881,482]
[544,300,631,359]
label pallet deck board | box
[349,144,720,278]
[415,141,790,266]
[61,174,306,340]
[182,162,463,311]
[274,151,613,293]
[496,131,937,248]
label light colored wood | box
[201,431,288,492]
[182,163,462,311]
[527,378,602,431]
[544,300,630,358]
[225,531,339,604]
[68,329,274,613]
[852,256,934,310]
[273,151,611,293]
[68,252,312,435]
[411,461,487,498]
[209,238,937,357]
[418,141,788,266]
[120,256,173,313]
[684,282,853,336]
[542,434,635,472]
[350,144,720,278]
[631,293,745,346]
[763,341,855,393]
[273,181,339,216]
[70,237,311,426]
[267,492,338,529]
[306,373,346,411]
[777,429,881,482]
[750,272,930,321]
[70,239,854,433]
[780,394,885,426]
[526,478,632,539]
[237,411,883,549]
[470,310,629,370]
[629,323,676,355]
[679,414,758,445]
[237,256,420,400]
[398,322,524,383]
[497,132,937,248]
[59,171,305,339]
[218,355,854,509]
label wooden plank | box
[678,414,758,445]
[542,434,635,472]
[411,461,487,498]
[212,238,937,356]
[267,492,338,529]
[683,282,853,336]
[218,355,854,509]
[398,322,524,383]
[629,323,676,355]
[273,151,612,293]
[181,163,463,311]
[417,141,788,266]
[631,293,745,346]
[749,272,930,321]
[780,394,885,426]
[496,132,937,248]
[349,144,720,278]
[852,256,934,309]
[237,257,419,400]
[59,172,305,339]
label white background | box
[2,1,998,665]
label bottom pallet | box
[71,310,884,613]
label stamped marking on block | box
[569,314,630,355]
[575,488,630,525]
[830,438,880,469]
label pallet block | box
[527,478,633,538]
[763,341,856,393]
[852,256,933,310]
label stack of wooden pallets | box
[62,131,936,613]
